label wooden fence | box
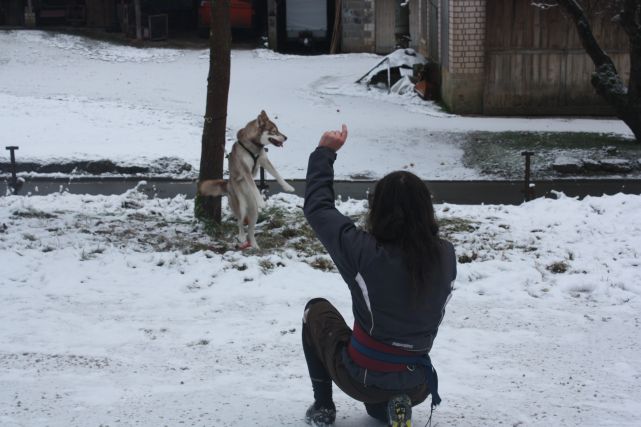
[484,0,629,115]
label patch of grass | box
[80,250,92,261]
[308,257,335,272]
[22,233,37,241]
[458,253,478,264]
[121,200,143,209]
[256,232,288,251]
[201,217,237,239]
[183,242,217,255]
[262,207,287,230]
[291,237,325,257]
[462,131,640,179]
[440,217,479,238]
[232,263,248,271]
[259,259,275,274]
[12,209,57,219]
[126,212,152,221]
[255,207,325,256]
[80,247,104,261]
[280,227,298,239]
[547,261,570,274]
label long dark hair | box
[367,171,441,297]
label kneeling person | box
[302,125,457,427]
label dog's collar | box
[238,140,264,152]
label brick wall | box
[447,0,485,74]
[342,0,376,52]
[440,0,486,113]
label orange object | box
[199,0,253,30]
[414,81,436,100]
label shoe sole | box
[389,396,412,427]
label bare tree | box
[533,0,640,141]
[196,0,232,222]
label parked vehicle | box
[198,0,253,37]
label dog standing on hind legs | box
[198,111,295,250]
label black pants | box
[302,298,429,420]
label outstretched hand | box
[318,124,348,152]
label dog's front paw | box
[282,183,295,193]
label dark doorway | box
[273,0,335,54]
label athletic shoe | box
[387,394,412,427]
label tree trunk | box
[556,0,640,141]
[196,0,231,223]
[622,111,641,142]
[330,0,342,54]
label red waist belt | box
[347,322,417,372]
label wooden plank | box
[376,0,397,54]
[409,0,420,50]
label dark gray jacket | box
[304,147,457,390]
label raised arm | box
[303,125,372,278]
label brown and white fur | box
[198,111,294,249]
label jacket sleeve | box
[303,147,371,278]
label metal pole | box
[355,57,389,84]
[259,147,269,195]
[6,146,19,195]
[521,151,535,202]
[260,166,266,189]
[386,58,391,94]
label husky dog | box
[198,111,295,249]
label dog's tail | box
[198,179,228,197]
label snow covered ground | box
[1,29,640,427]
[0,30,634,179]
[1,190,640,426]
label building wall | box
[440,0,486,114]
[341,0,375,53]
[445,0,484,74]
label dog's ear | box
[258,110,269,126]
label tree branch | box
[557,0,618,68]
